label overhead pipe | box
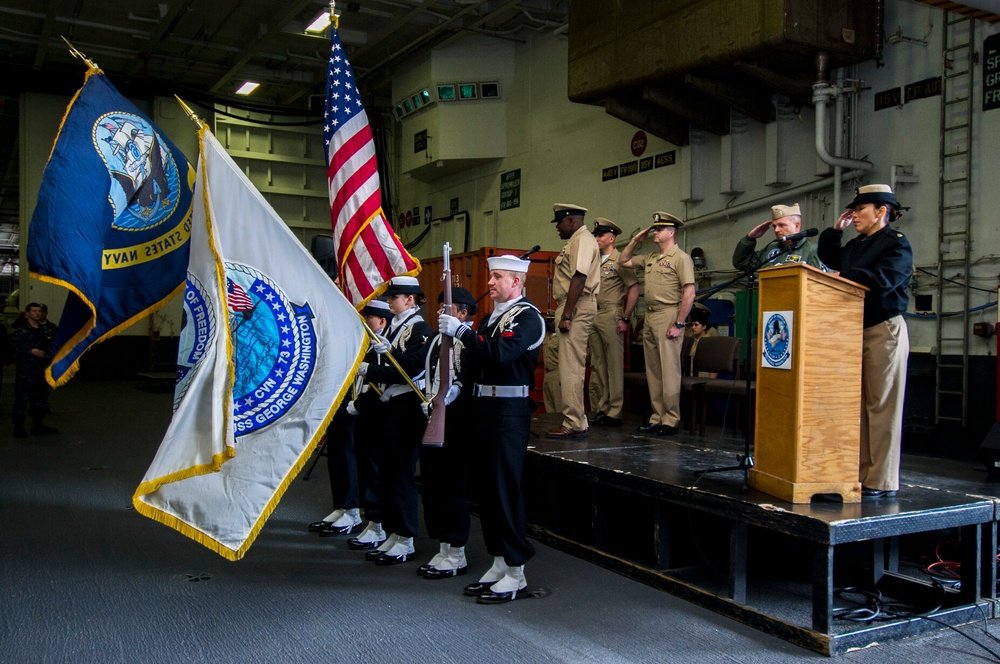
[683,169,869,229]
[812,51,872,179]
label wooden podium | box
[747,264,867,503]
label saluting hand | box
[834,210,855,231]
[747,219,773,239]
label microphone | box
[778,228,818,243]
[518,245,541,260]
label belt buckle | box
[491,385,497,397]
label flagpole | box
[330,1,339,29]
[359,317,429,403]
[174,96,206,129]
[61,36,99,70]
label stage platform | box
[523,413,999,656]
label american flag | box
[324,26,420,306]
[226,278,254,313]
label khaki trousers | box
[556,297,596,430]
[642,307,682,427]
[542,333,562,414]
[860,315,909,491]
[588,308,625,418]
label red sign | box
[630,131,647,157]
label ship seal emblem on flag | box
[94,112,181,230]
[226,262,317,437]
[175,273,216,409]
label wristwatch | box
[674,322,686,329]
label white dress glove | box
[371,339,391,354]
[438,313,465,337]
[346,400,358,416]
[358,362,369,377]
[444,383,461,406]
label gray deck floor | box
[2,378,999,663]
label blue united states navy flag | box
[133,126,366,560]
[28,67,194,387]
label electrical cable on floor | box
[833,583,1000,661]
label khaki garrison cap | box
[771,204,801,220]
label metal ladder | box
[935,15,975,426]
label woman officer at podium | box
[818,185,913,501]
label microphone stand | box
[692,238,799,481]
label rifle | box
[422,242,452,446]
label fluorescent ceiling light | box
[235,81,260,96]
[305,12,332,33]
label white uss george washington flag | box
[134,126,366,560]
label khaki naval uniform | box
[588,249,638,419]
[553,225,601,431]
[633,245,695,428]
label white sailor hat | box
[651,211,683,228]
[361,299,391,318]
[551,203,588,223]
[771,204,801,220]
[592,218,623,236]
[383,276,423,297]
[488,255,531,272]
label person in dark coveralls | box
[732,203,825,272]
[308,299,392,538]
[11,303,58,437]
[356,276,431,564]
[437,255,545,603]
[418,287,478,580]
[818,185,912,500]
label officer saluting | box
[587,218,639,428]
[438,255,545,604]
[618,212,695,436]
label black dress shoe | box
[476,586,528,604]
[364,549,387,561]
[374,551,415,566]
[423,566,468,580]
[417,564,431,576]
[307,520,332,532]
[587,412,606,425]
[861,487,898,500]
[463,581,495,597]
[656,425,678,436]
[596,416,622,427]
[32,425,58,435]
[318,521,360,537]
[349,538,384,550]
[13,427,28,439]
[637,422,660,433]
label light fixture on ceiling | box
[305,11,333,34]
[235,81,261,96]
